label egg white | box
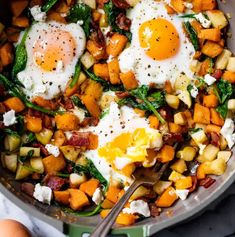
[118,0,195,87]
[17,21,86,100]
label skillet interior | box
[0,1,235,236]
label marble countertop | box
[1,184,235,237]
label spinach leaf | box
[12,27,30,86]
[18,150,34,164]
[3,128,20,138]
[67,3,92,37]
[84,69,124,92]
[100,108,110,119]
[184,22,199,51]
[104,1,132,41]
[69,60,81,88]
[216,101,228,119]
[179,14,196,18]
[189,127,202,134]
[73,159,108,187]
[149,91,166,109]
[0,74,57,115]
[42,0,59,12]
[118,97,148,110]
[129,85,166,123]
[71,95,85,108]
[23,133,36,145]
[216,79,233,104]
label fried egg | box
[82,102,162,183]
[118,0,195,86]
[17,21,86,99]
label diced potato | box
[99,14,108,27]
[99,93,117,110]
[15,163,33,180]
[206,10,228,29]
[165,94,180,109]
[60,145,81,162]
[190,60,201,73]
[220,135,228,150]
[191,130,207,144]
[19,147,40,157]
[35,128,53,145]
[81,51,96,69]
[159,123,169,135]
[82,0,96,9]
[201,144,219,162]
[4,134,21,152]
[176,146,197,161]
[70,173,87,188]
[153,181,172,195]
[174,112,186,125]
[4,154,17,172]
[228,99,235,110]
[204,158,227,176]
[217,151,232,163]
[30,157,44,174]
[178,90,192,108]
[215,49,232,70]
[195,123,207,131]
[130,186,150,201]
[168,170,185,182]
[227,57,235,72]
[174,74,190,91]
[170,159,187,174]
[125,0,140,7]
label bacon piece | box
[43,175,67,191]
[80,117,99,128]
[149,203,160,217]
[112,0,130,9]
[91,21,106,48]
[63,98,74,110]
[210,132,220,147]
[115,91,129,99]
[96,0,109,8]
[159,107,172,120]
[212,69,223,80]
[199,177,216,188]
[21,182,35,197]
[188,176,198,192]
[115,13,131,31]
[163,133,183,145]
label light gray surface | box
[1,183,235,237]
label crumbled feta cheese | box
[45,144,60,157]
[30,5,46,22]
[175,189,189,200]
[114,157,132,170]
[33,183,52,205]
[56,60,64,73]
[92,188,104,205]
[204,74,216,86]
[190,85,199,98]
[195,13,211,28]
[220,118,235,148]
[123,200,150,217]
[184,2,193,9]
[77,20,84,25]
[3,110,17,126]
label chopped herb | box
[42,0,59,12]
[189,127,202,134]
[179,14,196,18]
[100,108,110,119]
[184,22,199,51]
[67,3,92,37]
[69,60,81,88]
[104,1,132,41]
[23,133,36,145]
[216,101,228,119]
[216,79,233,104]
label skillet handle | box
[64,223,147,237]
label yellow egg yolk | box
[139,18,180,60]
[33,29,76,72]
[98,128,162,168]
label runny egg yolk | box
[139,18,180,60]
[33,29,76,72]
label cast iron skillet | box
[0,1,234,236]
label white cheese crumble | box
[45,144,60,157]
[220,118,235,148]
[123,200,150,217]
[92,188,104,205]
[195,13,211,28]
[190,85,199,98]
[204,74,216,86]
[30,5,46,22]
[184,2,193,9]
[33,183,52,205]
[77,20,84,25]
[175,189,189,200]
[56,60,64,73]
[3,110,17,126]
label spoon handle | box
[90,180,142,237]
